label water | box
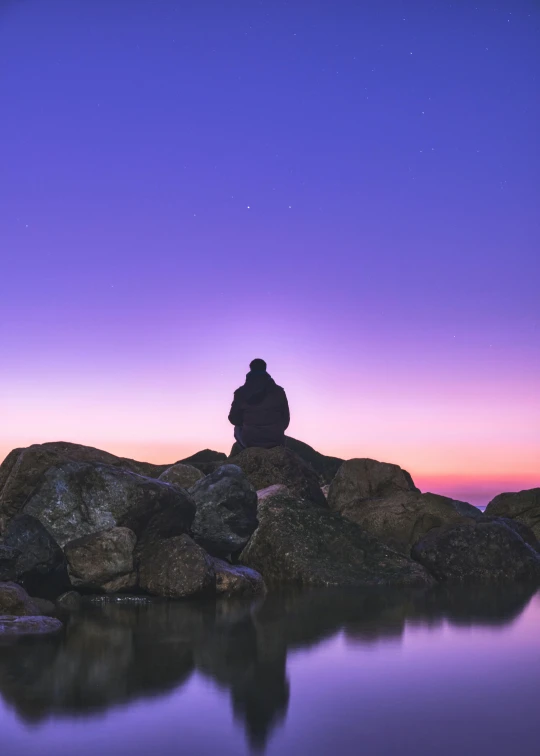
[1,586,539,756]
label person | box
[228,359,290,449]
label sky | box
[1,0,539,506]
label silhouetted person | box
[229,359,290,449]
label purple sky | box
[1,1,539,505]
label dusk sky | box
[1,1,539,505]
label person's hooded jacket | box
[228,370,290,448]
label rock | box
[0,442,170,529]
[485,488,540,540]
[1,514,69,598]
[328,457,419,512]
[482,517,540,552]
[212,558,266,599]
[228,447,327,507]
[178,449,228,476]
[257,484,290,502]
[0,616,63,636]
[158,463,203,489]
[240,488,434,588]
[56,591,82,612]
[0,544,19,581]
[139,534,215,598]
[101,573,139,594]
[321,484,330,499]
[330,489,471,554]
[189,465,258,558]
[64,527,137,589]
[0,581,42,616]
[412,520,540,583]
[230,436,344,485]
[450,499,484,520]
[17,461,195,548]
[30,597,56,616]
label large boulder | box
[230,436,343,485]
[178,449,228,476]
[412,520,540,583]
[64,527,137,590]
[189,465,258,558]
[240,488,434,588]
[0,581,42,616]
[327,459,476,553]
[228,447,327,507]
[212,558,266,599]
[0,442,170,529]
[485,488,540,540]
[17,461,195,548]
[158,463,203,489]
[0,514,69,598]
[138,534,215,599]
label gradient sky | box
[1,0,539,505]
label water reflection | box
[0,585,537,751]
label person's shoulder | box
[274,384,287,396]
[233,385,245,397]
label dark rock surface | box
[328,457,420,510]
[240,488,434,588]
[212,558,266,598]
[230,436,343,485]
[64,527,137,590]
[485,488,540,540]
[0,615,63,636]
[138,534,215,598]
[19,461,195,548]
[412,520,540,582]
[158,463,203,489]
[178,449,228,476]
[189,465,258,558]
[56,591,83,612]
[229,446,327,507]
[1,514,68,598]
[0,442,170,529]
[0,544,19,581]
[0,581,42,616]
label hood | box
[243,371,275,402]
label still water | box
[1,586,539,756]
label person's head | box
[249,358,267,373]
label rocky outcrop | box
[412,520,540,582]
[139,534,215,598]
[0,581,42,615]
[229,447,327,507]
[158,463,203,489]
[19,461,195,548]
[230,436,343,485]
[64,527,137,590]
[179,449,228,476]
[213,558,266,598]
[0,442,170,529]
[240,488,434,588]
[485,488,540,540]
[0,514,68,598]
[327,459,477,553]
[189,465,258,558]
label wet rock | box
[56,591,82,612]
[65,527,137,589]
[101,572,139,594]
[485,488,540,540]
[0,581,42,616]
[0,615,63,636]
[229,447,326,507]
[0,545,19,581]
[240,489,434,589]
[18,461,195,548]
[412,520,540,583]
[0,441,170,529]
[1,514,69,598]
[158,463,203,489]
[189,465,258,558]
[213,558,266,598]
[139,534,215,598]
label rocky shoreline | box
[1,439,539,635]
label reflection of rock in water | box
[0,585,537,751]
